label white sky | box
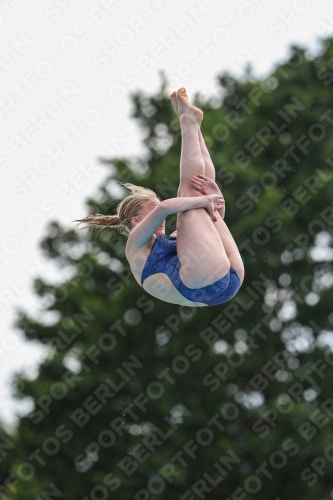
[1,0,333,431]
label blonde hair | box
[73,182,158,236]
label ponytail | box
[73,182,158,236]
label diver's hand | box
[191,174,223,196]
[197,193,225,222]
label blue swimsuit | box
[141,236,241,306]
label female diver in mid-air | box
[75,88,245,307]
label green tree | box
[6,39,333,499]
[0,426,16,491]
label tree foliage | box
[4,39,333,499]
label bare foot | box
[170,91,179,117]
[190,174,223,197]
[176,87,203,125]
[170,88,203,123]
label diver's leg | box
[175,88,230,288]
[170,91,216,182]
